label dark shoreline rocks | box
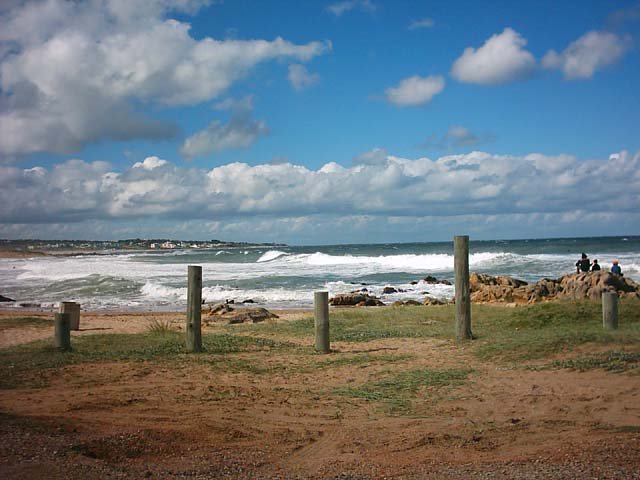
[330,293,385,307]
[0,295,15,302]
[470,271,640,304]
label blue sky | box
[1,0,639,244]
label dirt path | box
[1,310,639,479]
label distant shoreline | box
[0,245,278,260]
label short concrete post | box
[602,292,619,330]
[60,301,80,331]
[186,265,202,352]
[454,235,472,342]
[314,291,330,353]
[54,312,72,351]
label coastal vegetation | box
[1,299,639,477]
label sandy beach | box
[1,303,639,479]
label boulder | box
[423,276,452,285]
[423,297,446,306]
[392,299,422,307]
[0,295,15,302]
[382,286,397,294]
[206,305,278,324]
[330,293,385,306]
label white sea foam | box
[141,282,186,299]
[2,242,639,311]
[256,250,289,262]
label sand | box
[1,308,639,479]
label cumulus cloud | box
[0,0,330,157]
[542,31,630,79]
[2,150,639,229]
[451,28,535,85]
[180,96,268,158]
[288,64,320,90]
[326,0,376,17]
[408,18,434,30]
[385,75,445,107]
[352,147,389,165]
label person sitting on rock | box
[575,253,591,273]
[611,259,622,275]
[591,259,601,271]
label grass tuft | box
[147,318,174,334]
[335,367,472,415]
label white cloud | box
[408,18,434,30]
[180,99,269,158]
[0,0,330,157]
[542,31,630,79]
[385,75,445,107]
[352,147,389,165]
[288,64,320,90]
[132,156,169,170]
[326,0,376,17]
[2,150,638,227]
[451,28,535,85]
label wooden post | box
[54,312,71,351]
[602,292,618,330]
[314,291,330,353]
[186,265,202,352]
[59,301,80,331]
[454,235,472,341]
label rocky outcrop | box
[330,293,385,307]
[423,276,452,285]
[205,304,279,324]
[423,296,447,306]
[0,295,15,302]
[469,271,640,304]
[392,299,422,307]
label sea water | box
[1,236,639,311]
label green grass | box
[2,298,639,393]
[218,352,414,375]
[0,331,292,389]
[470,299,640,362]
[0,316,51,330]
[236,307,452,342]
[548,351,640,372]
[233,300,640,363]
[335,367,472,415]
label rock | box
[421,276,452,285]
[19,302,41,308]
[392,300,422,307]
[0,295,15,302]
[423,297,446,306]
[241,299,255,304]
[207,306,278,324]
[330,293,384,306]
[410,281,418,285]
[467,271,640,304]
[382,286,397,294]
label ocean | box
[1,236,639,311]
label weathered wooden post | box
[59,301,80,331]
[602,292,619,330]
[314,291,330,353]
[54,312,72,351]
[454,235,472,341]
[186,265,202,352]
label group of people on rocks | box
[575,253,622,275]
